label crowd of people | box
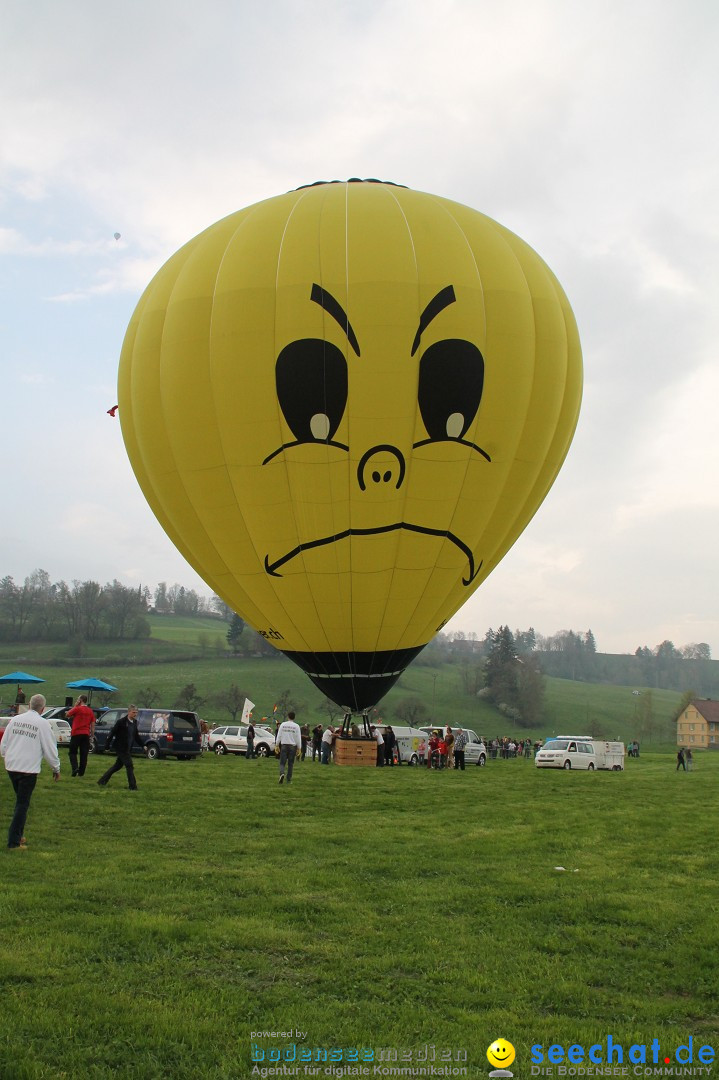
[487,737,537,759]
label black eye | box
[417,339,484,441]
[275,339,348,443]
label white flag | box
[241,698,255,725]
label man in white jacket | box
[1,693,60,849]
[275,710,302,785]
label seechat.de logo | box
[530,1037,716,1070]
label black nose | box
[357,444,406,491]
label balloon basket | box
[334,738,379,767]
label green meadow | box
[1,746,717,1079]
[0,621,682,747]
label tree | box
[682,643,711,660]
[211,595,234,621]
[460,660,483,696]
[483,626,519,705]
[103,579,148,639]
[321,698,342,724]
[514,627,537,654]
[175,683,205,711]
[0,576,18,636]
[635,689,657,742]
[670,689,696,726]
[634,646,654,686]
[654,640,681,689]
[136,686,161,707]
[172,586,200,616]
[0,569,52,639]
[154,582,170,613]
[515,654,545,727]
[214,684,251,722]
[55,579,106,641]
[226,613,245,653]
[272,689,300,721]
[394,697,429,725]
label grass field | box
[1,747,717,1079]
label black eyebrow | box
[410,285,456,356]
[310,283,361,357]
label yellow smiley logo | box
[487,1039,516,1068]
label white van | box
[535,736,596,770]
[373,725,428,765]
[535,736,625,771]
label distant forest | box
[1,569,716,698]
[420,626,717,698]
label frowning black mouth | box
[264,522,482,586]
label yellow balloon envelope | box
[118,180,582,711]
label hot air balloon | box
[118,180,582,718]
[113,232,121,241]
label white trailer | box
[593,741,625,771]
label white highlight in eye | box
[310,413,331,440]
[446,412,464,438]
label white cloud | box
[1,0,719,657]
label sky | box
[2,0,718,657]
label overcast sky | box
[2,0,718,657]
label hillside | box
[0,617,683,749]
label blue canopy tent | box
[0,670,45,684]
[0,671,45,711]
[66,677,118,706]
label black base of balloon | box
[282,645,426,712]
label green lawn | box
[1,748,717,1078]
[146,613,229,644]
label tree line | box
[2,570,715,702]
[0,569,231,645]
[419,625,717,705]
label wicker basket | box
[334,737,378,767]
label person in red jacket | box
[66,694,96,777]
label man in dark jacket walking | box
[97,705,143,789]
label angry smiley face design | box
[263,280,489,586]
[119,180,582,709]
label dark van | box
[92,708,202,760]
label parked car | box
[0,715,71,748]
[43,705,106,722]
[419,726,487,766]
[92,708,202,760]
[48,718,72,748]
[208,724,275,757]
